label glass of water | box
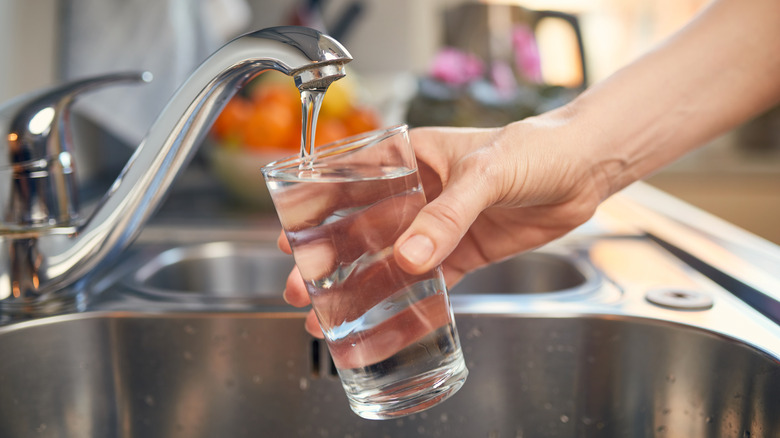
[261,124,468,420]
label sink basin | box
[121,242,295,301]
[449,251,597,295]
[122,241,597,298]
[0,312,778,437]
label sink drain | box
[646,289,714,310]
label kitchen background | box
[2,0,778,244]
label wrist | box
[535,101,626,203]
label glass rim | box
[261,123,408,174]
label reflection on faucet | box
[0,26,352,319]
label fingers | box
[282,264,324,338]
[394,158,494,275]
[305,310,325,338]
[282,265,311,307]
[277,230,292,254]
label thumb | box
[394,171,492,275]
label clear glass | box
[262,124,467,420]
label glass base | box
[345,357,468,420]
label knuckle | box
[424,200,466,235]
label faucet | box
[0,26,352,319]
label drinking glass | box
[261,124,468,420]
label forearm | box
[562,0,780,198]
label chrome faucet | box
[0,26,351,319]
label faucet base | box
[0,289,87,325]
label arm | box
[282,0,780,337]
[572,0,780,195]
[393,0,780,278]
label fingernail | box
[399,235,434,266]
[282,288,290,304]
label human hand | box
[280,111,609,338]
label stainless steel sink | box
[449,251,599,296]
[119,240,603,299]
[124,242,294,299]
[3,217,780,437]
[1,311,778,438]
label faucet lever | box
[0,72,152,230]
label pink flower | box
[512,25,543,83]
[490,61,518,97]
[430,48,485,86]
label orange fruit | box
[211,97,253,141]
[343,106,380,136]
[242,99,299,151]
[250,80,300,114]
[315,117,349,146]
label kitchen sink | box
[449,251,599,296]
[124,242,294,299]
[4,206,780,438]
[119,240,603,300]
[0,312,778,438]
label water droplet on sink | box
[581,416,593,426]
[299,377,309,390]
[560,415,570,423]
[440,413,448,423]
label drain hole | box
[646,288,714,310]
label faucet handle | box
[0,72,152,230]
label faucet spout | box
[0,26,351,318]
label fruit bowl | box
[207,142,290,210]
[207,71,380,210]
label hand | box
[279,111,609,338]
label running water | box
[298,88,327,170]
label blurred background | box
[1,0,778,243]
